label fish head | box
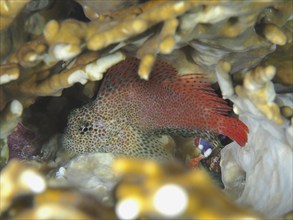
[62,104,115,153]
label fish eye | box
[79,121,93,135]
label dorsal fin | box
[98,57,177,97]
[167,74,232,115]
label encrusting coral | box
[54,152,119,206]
[0,0,292,218]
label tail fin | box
[216,116,249,147]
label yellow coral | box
[0,0,31,30]
[262,23,287,45]
[0,160,46,213]
[113,158,262,219]
[0,63,19,85]
[0,160,117,219]
[235,65,284,124]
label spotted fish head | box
[63,102,173,160]
[62,103,119,154]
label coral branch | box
[235,65,284,124]
[113,159,262,219]
[0,0,31,30]
[0,100,23,139]
[0,63,19,85]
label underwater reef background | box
[0,0,292,219]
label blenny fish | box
[63,58,248,161]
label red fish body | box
[63,58,248,161]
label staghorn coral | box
[262,29,293,86]
[215,62,285,125]
[113,158,262,219]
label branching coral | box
[42,0,291,80]
[0,0,31,30]
[0,47,125,124]
[113,158,262,219]
[215,61,286,124]
[235,65,284,124]
[54,152,119,206]
[43,0,193,79]
[0,159,46,213]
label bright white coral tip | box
[174,1,186,11]
[153,184,188,217]
[68,70,88,85]
[20,170,46,193]
[89,52,125,80]
[115,198,140,220]
[53,44,80,60]
[56,167,66,178]
[10,100,23,116]
[0,74,18,85]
